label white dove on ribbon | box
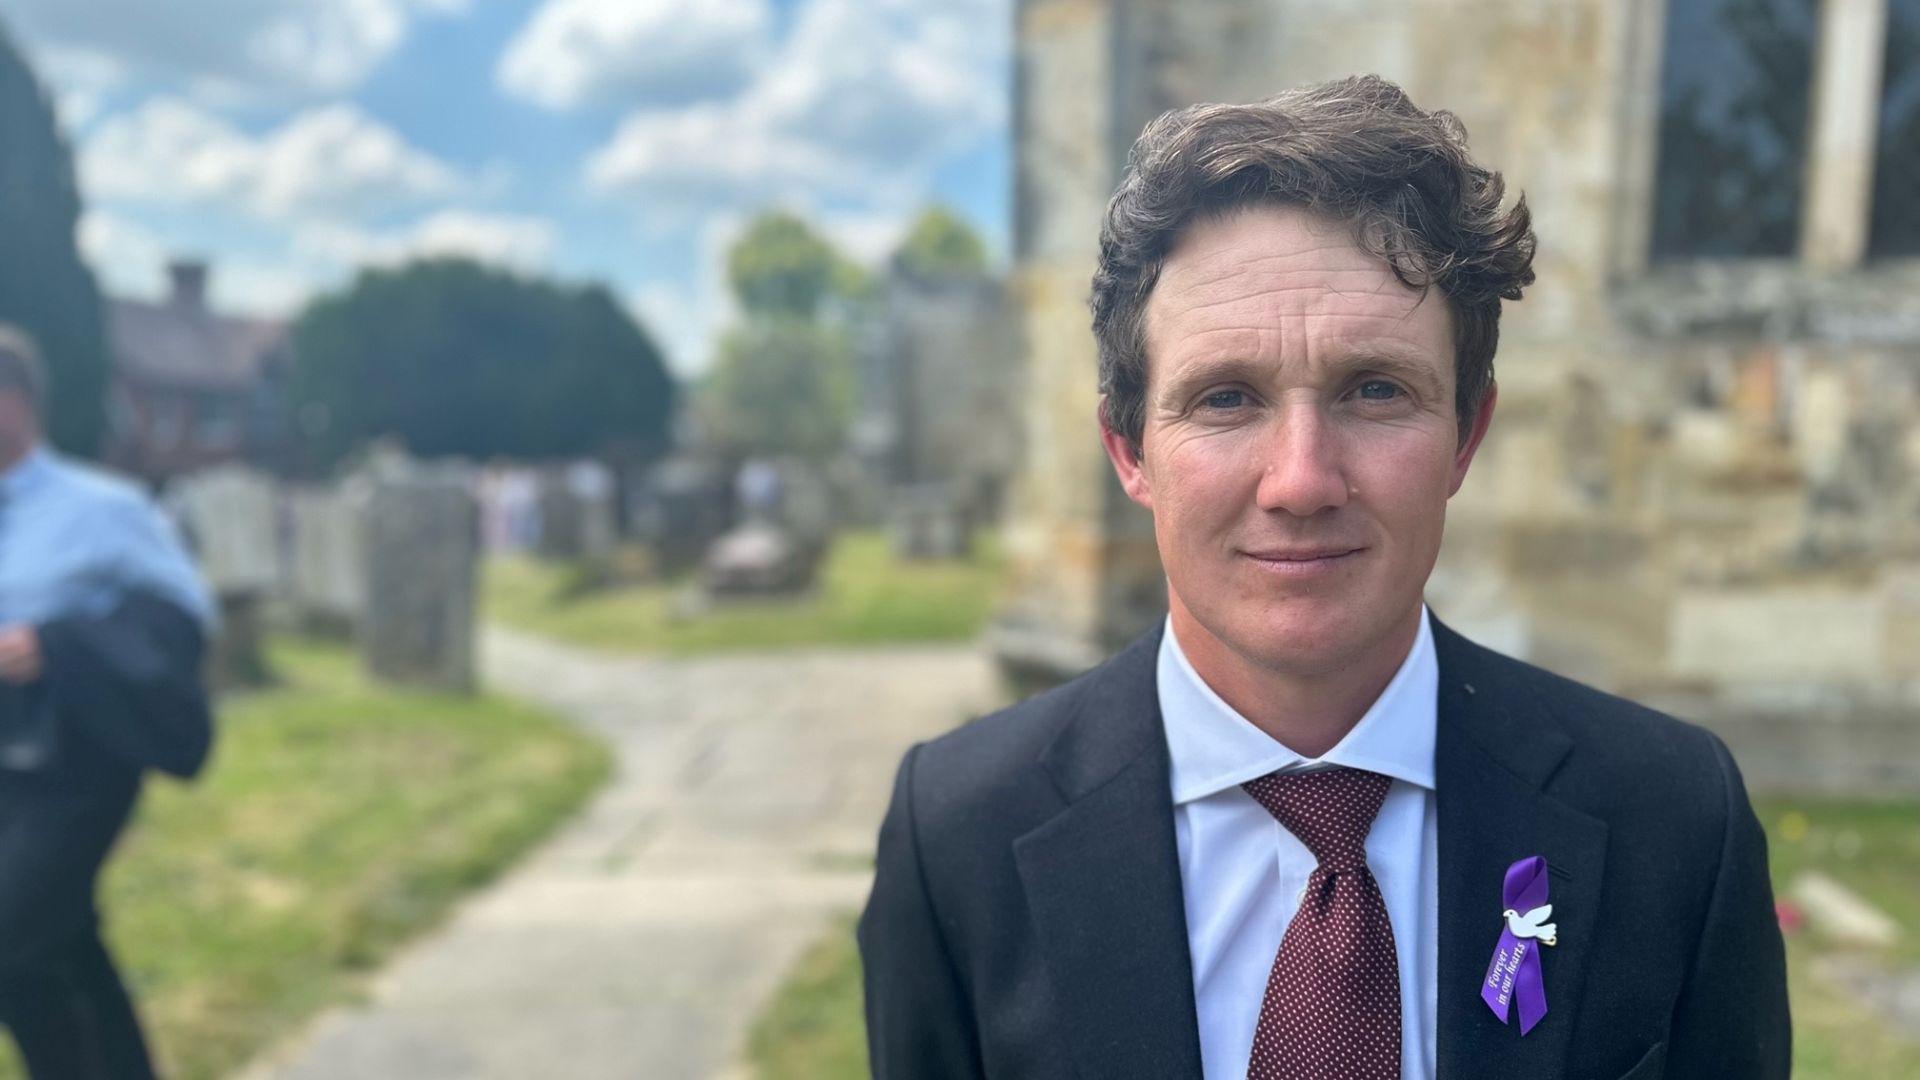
[1502,904,1557,947]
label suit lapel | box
[1432,618,1608,1080]
[1014,625,1205,1080]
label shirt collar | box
[0,443,52,501]
[1158,604,1439,804]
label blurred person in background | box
[860,77,1788,1079]
[0,323,215,1078]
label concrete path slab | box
[239,626,997,1080]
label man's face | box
[1101,204,1496,679]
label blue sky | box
[0,0,1011,377]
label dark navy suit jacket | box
[859,616,1789,1079]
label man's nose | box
[1253,404,1348,517]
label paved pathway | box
[242,626,997,1080]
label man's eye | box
[1200,389,1246,410]
[1357,380,1401,401]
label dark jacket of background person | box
[0,445,216,1077]
[859,618,1790,1080]
[0,590,213,780]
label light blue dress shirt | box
[1161,606,1439,1080]
[0,445,215,632]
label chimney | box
[168,259,209,312]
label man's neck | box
[1168,597,1422,759]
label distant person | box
[0,324,216,1078]
[859,77,1788,1078]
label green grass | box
[746,799,1920,1080]
[1759,799,1920,1078]
[483,530,1005,654]
[0,638,611,1080]
[746,917,867,1080]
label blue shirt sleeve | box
[100,494,219,634]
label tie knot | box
[1240,766,1391,872]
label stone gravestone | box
[634,457,733,576]
[359,468,478,693]
[889,481,974,560]
[287,483,368,634]
[533,462,616,561]
[702,458,838,597]
[170,464,280,686]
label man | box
[860,76,1789,1079]
[0,324,216,1078]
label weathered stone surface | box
[287,485,367,630]
[1670,587,1885,684]
[702,523,818,596]
[534,461,617,561]
[861,276,1023,518]
[359,470,478,693]
[171,464,280,597]
[888,482,974,560]
[632,456,733,577]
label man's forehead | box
[1144,207,1448,375]
[1155,206,1421,309]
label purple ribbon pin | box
[1480,855,1554,1035]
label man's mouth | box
[1240,546,1366,575]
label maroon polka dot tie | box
[1239,766,1400,1080]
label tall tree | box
[726,210,849,318]
[705,211,865,461]
[0,23,108,455]
[890,205,990,282]
[291,258,675,469]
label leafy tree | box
[704,316,854,459]
[705,211,867,460]
[727,211,848,319]
[291,259,675,470]
[0,23,108,455]
[890,205,989,282]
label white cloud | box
[209,258,325,318]
[82,98,463,220]
[77,210,170,299]
[498,0,771,110]
[297,211,558,272]
[586,0,1006,210]
[817,211,912,267]
[628,213,743,376]
[2,0,469,98]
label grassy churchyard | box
[747,800,1920,1080]
[0,639,611,1080]
[483,530,1005,653]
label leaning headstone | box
[359,469,478,693]
[170,464,280,686]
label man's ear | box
[1447,380,1498,497]
[1097,396,1154,510]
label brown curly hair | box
[1092,74,1536,449]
